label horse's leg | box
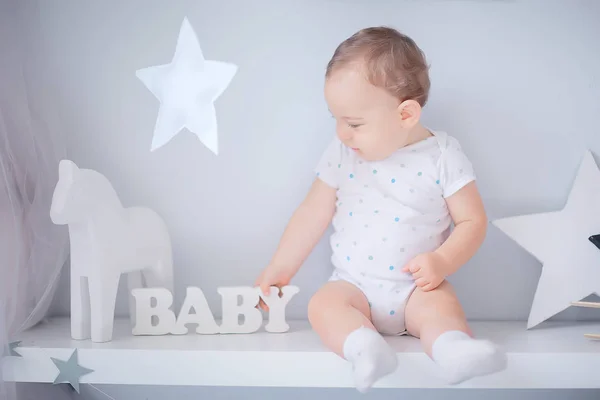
[127,271,143,328]
[89,272,120,343]
[71,272,91,340]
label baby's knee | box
[307,283,343,320]
[307,287,329,319]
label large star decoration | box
[51,349,94,393]
[136,17,237,154]
[492,150,600,329]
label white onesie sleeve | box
[439,136,476,198]
[314,136,343,189]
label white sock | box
[342,326,398,393]
[432,330,507,384]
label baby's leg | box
[308,280,397,392]
[404,281,507,384]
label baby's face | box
[324,67,411,161]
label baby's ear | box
[59,159,79,182]
[397,99,422,127]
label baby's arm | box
[270,178,337,272]
[255,178,337,296]
[435,181,487,275]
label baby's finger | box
[414,277,428,287]
[409,263,421,273]
[421,282,434,292]
[257,298,269,311]
[260,282,272,297]
[411,270,423,279]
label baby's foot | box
[432,330,507,384]
[343,326,398,393]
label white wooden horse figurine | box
[50,159,174,343]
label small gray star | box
[8,341,22,357]
[1,341,22,359]
[51,349,94,393]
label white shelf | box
[2,318,600,389]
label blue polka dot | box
[316,172,320,176]
[436,219,441,223]
[394,217,400,222]
[336,243,340,247]
[368,302,372,308]
[347,256,351,261]
[389,310,396,315]
[418,172,422,176]
[374,210,379,214]
[391,178,396,183]
[349,212,353,216]
[372,169,378,174]
[368,255,373,261]
[338,164,341,168]
[389,265,394,271]
[349,173,354,179]
[436,179,440,184]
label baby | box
[255,26,507,392]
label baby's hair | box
[326,26,431,107]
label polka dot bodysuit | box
[315,130,476,335]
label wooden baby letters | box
[132,285,300,335]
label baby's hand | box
[402,252,450,292]
[254,264,294,311]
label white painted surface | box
[132,285,299,335]
[135,17,237,153]
[3,318,600,388]
[493,151,600,329]
[49,160,175,343]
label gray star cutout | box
[8,341,22,357]
[51,349,94,393]
[1,341,22,359]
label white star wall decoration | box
[492,150,600,329]
[136,17,237,154]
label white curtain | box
[1,0,69,398]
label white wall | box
[43,0,600,325]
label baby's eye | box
[348,123,362,129]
